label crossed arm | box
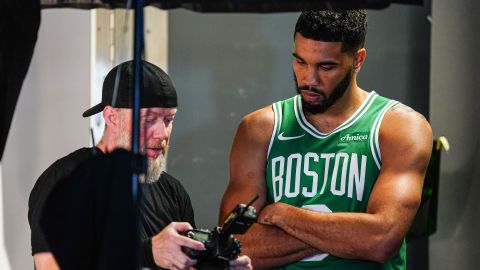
[219,105,432,269]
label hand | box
[151,222,204,270]
[229,255,253,270]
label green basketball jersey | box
[265,91,406,270]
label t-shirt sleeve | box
[28,148,96,255]
[138,173,196,269]
[178,184,196,228]
[28,161,64,254]
[139,237,157,269]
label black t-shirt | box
[28,147,98,254]
[139,173,196,268]
[28,147,195,269]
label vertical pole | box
[132,0,144,201]
[131,1,144,268]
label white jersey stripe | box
[294,91,378,139]
[268,102,282,158]
[370,100,398,169]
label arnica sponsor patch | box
[339,132,369,142]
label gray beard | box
[141,152,166,183]
[117,128,166,184]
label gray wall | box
[429,0,480,269]
[1,9,91,269]
[167,6,430,229]
[167,10,299,228]
[362,5,430,117]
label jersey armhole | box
[370,100,399,169]
[267,102,282,158]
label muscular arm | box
[219,107,318,269]
[257,105,433,263]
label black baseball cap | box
[82,60,177,117]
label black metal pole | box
[130,1,144,268]
[132,0,144,201]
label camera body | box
[183,227,241,269]
[183,198,258,270]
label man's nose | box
[302,66,320,86]
[151,121,169,140]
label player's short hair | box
[294,10,367,55]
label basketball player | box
[220,10,432,270]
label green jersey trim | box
[268,102,283,156]
[294,91,378,139]
[369,100,398,169]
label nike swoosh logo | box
[278,132,305,141]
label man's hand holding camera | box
[151,222,204,269]
[151,222,252,270]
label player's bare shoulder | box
[384,103,430,131]
[238,105,275,141]
[231,105,274,171]
[380,102,432,164]
[243,105,274,125]
[389,103,420,115]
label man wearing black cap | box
[28,60,252,270]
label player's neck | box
[304,84,367,133]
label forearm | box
[238,223,318,269]
[266,206,406,262]
[34,252,60,270]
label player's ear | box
[354,48,366,73]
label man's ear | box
[354,48,367,72]
[103,106,118,128]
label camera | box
[182,196,258,270]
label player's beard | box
[116,124,166,183]
[295,68,353,114]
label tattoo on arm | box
[389,103,414,112]
[389,103,429,122]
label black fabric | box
[82,60,178,117]
[28,147,99,254]
[38,1,413,12]
[0,0,40,161]
[39,149,138,270]
[138,172,196,268]
[28,147,195,269]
